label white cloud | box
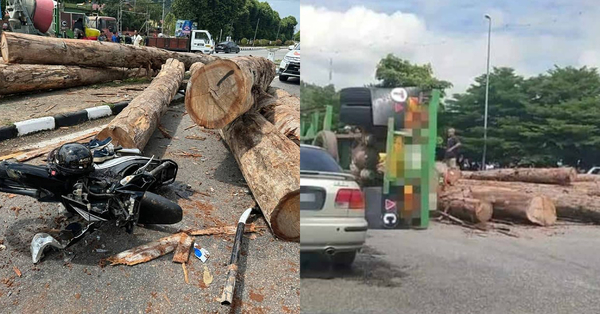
[301,4,600,96]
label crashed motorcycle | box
[0,139,182,263]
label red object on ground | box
[32,0,54,33]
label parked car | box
[300,144,367,267]
[215,41,240,53]
[587,166,600,175]
[279,43,300,82]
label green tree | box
[375,54,453,96]
[163,12,177,35]
[300,82,341,132]
[294,30,300,42]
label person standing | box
[132,30,143,47]
[73,17,85,39]
[445,128,461,169]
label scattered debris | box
[158,125,173,139]
[185,135,206,141]
[182,263,190,284]
[172,233,193,264]
[203,266,213,286]
[193,244,209,263]
[104,233,183,266]
[221,208,254,305]
[181,223,265,236]
[163,293,173,306]
[13,266,21,278]
[172,151,203,158]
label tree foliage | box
[300,82,340,131]
[442,66,600,168]
[375,54,453,96]
[101,0,163,32]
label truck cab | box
[190,30,214,54]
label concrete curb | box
[0,93,184,142]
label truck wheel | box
[340,87,373,128]
[312,130,339,162]
[279,75,288,82]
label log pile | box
[186,57,300,241]
[439,166,600,225]
[0,32,218,96]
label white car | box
[587,167,600,175]
[190,30,214,54]
[300,144,367,267]
[279,43,300,82]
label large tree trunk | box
[185,57,275,129]
[1,32,216,70]
[258,88,300,144]
[220,112,299,241]
[0,63,153,95]
[444,185,557,226]
[438,197,493,223]
[462,167,576,185]
[455,179,600,223]
[96,58,184,150]
[575,174,600,182]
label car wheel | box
[332,251,357,268]
[236,48,240,53]
[279,75,288,82]
[226,48,230,53]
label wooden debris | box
[158,125,173,139]
[184,135,206,141]
[182,263,190,284]
[172,151,203,158]
[104,233,183,266]
[203,265,213,286]
[13,266,21,277]
[181,223,265,236]
[172,233,193,264]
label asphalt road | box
[301,222,600,314]
[0,79,300,313]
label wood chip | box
[158,124,173,139]
[13,266,21,277]
[203,266,213,286]
[163,293,173,306]
[182,263,190,284]
[45,104,58,112]
[171,151,202,158]
[185,135,206,141]
[184,124,197,130]
[172,233,193,263]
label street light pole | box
[161,0,165,34]
[482,14,491,170]
[252,18,260,47]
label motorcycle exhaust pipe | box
[220,207,254,305]
[137,192,182,224]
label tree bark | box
[0,63,153,95]
[96,58,184,150]
[185,57,275,129]
[258,87,300,144]
[220,112,299,241]
[455,179,600,223]
[575,174,600,182]
[1,32,216,70]
[462,167,576,185]
[438,197,493,223]
[443,185,557,226]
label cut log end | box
[96,125,136,150]
[271,192,300,241]
[185,59,249,129]
[527,196,557,226]
[0,32,8,62]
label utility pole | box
[219,29,222,43]
[482,14,492,170]
[161,0,165,34]
[118,0,122,34]
[276,22,281,41]
[329,58,333,84]
[252,18,259,47]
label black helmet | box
[48,143,94,175]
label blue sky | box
[301,0,600,94]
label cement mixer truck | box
[3,0,108,39]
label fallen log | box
[438,197,493,223]
[444,185,557,226]
[0,63,153,95]
[575,174,600,182]
[259,88,300,144]
[96,58,184,150]
[180,223,265,236]
[220,112,299,241]
[1,32,216,70]
[456,179,600,223]
[105,233,182,266]
[462,167,576,185]
[185,57,276,129]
